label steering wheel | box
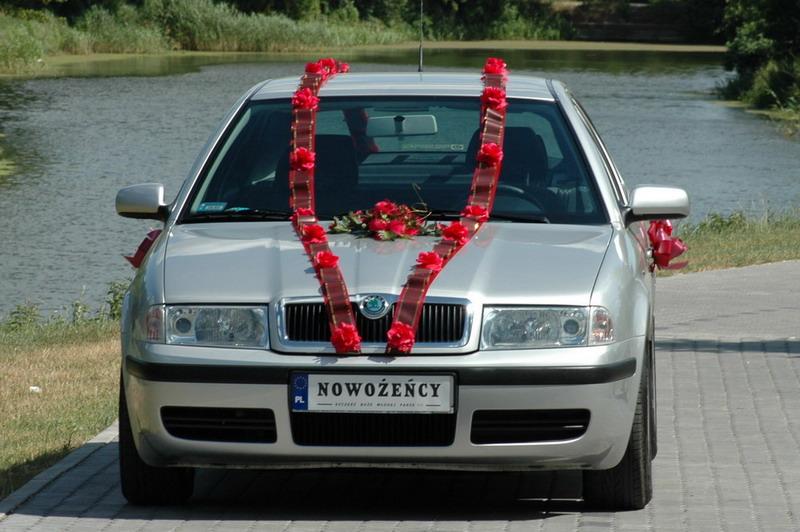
[494,184,547,212]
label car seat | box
[465,127,560,212]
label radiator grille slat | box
[284,302,466,344]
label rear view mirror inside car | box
[367,114,438,137]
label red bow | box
[648,220,687,270]
[125,229,162,268]
[386,322,415,353]
[331,323,362,353]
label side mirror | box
[116,183,169,221]
[625,185,690,225]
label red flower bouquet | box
[289,147,315,172]
[292,88,320,111]
[442,222,470,246]
[300,223,327,244]
[476,143,503,167]
[386,322,415,353]
[416,251,444,272]
[305,61,325,76]
[461,205,489,223]
[483,57,508,76]
[329,201,439,241]
[481,87,507,112]
[314,250,339,269]
[331,323,362,353]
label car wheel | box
[119,375,194,505]
[582,353,653,511]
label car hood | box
[163,222,612,306]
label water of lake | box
[1,48,799,317]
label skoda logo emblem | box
[359,295,390,320]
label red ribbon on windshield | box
[287,57,510,355]
[386,58,509,354]
[288,59,362,354]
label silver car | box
[115,71,689,510]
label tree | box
[723,0,800,107]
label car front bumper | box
[122,337,644,471]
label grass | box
[670,211,800,274]
[0,320,120,500]
[0,282,126,500]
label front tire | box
[582,354,653,510]
[119,375,194,505]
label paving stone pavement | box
[1,262,799,531]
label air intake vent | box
[291,412,456,446]
[471,409,590,444]
[284,302,466,344]
[161,407,276,443]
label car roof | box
[250,72,555,102]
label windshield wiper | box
[183,208,293,223]
[427,209,549,224]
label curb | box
[0,421,119,522]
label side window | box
[572,98,629,205]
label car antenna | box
[418,0,424,73]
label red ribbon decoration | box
[288,58,362,354]
[647,219,688,270]
[125,229,162,268]
[287,57,509,355]
[386,58,510,354]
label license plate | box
[290,373,454,413]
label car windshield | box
[183,96,607,225]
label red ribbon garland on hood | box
[385,58,509,354]
[287,57,509,355]
[647,219,688,270]
[287,58,362,354]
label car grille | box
[161,407,277,443]
[470,409,591,444]
[283,302,466,344]
[291,412,456,446]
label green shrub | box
[723,0,800,112]
[689,211,748,234]
[1,303,41,332]
[105,280,129,321]
[486,4,569,41]
[77,5,169,53]
[0,10,90,70]
[0,18,43,70]
[140,0,408,52]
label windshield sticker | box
[401,143,464,151]
[197,202,227,213]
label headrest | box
[465,127,549,187]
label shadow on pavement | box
[658,338,800,356]
[188,468,585,521]
[19,458,588,522]
[0,447,73,501]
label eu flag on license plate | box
[291,373,308,411]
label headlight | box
[481,306,613,350]
[136,305,268,348]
